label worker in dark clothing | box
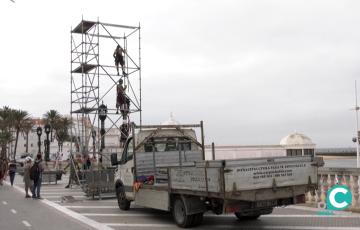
[113,45,126,76]
[116,78,127,115]
[64,156,80,188]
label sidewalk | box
[0,180,96,230]
[1,173,114,230]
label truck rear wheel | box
[173,197,194,228]
[116,186,130,210]
[191,213,204,226]
[235,207,273,220]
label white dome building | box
[280,132,316,157]
[161,113,180,126]
[205,132,316,160]
[280,132,315,147]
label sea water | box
[323,157,358,168]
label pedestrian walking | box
[82,155,91,170]
[64,155,80,188]
[23,157,33,198]
[8,160,17,186]
[30,154,44,199]
[86,156,91,169]
[54,152,61,170]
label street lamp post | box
[98,103,107,152]
[352,80,360,168]
[36,126,42,155]
[44,124,51,162]
[91,129,96,159]
[58,140,63,152]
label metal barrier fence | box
[42,170,63,184]
[81,168,116,199]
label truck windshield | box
[121,139,134,163]
[127,140,133,159]
[144,137,192,152]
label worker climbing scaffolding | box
[116,78,128,116]
[113,44,126,76]
[120,122,130,147]
[116,77,131,147]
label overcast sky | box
[1,0,360,148]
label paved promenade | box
[1,174,360,230]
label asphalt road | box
[1,174,360,230]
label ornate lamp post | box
[98,103,107,152]
[91,129,96,159]
[36,126,42,155]
[58,140,63,152]
[44,124,51,161]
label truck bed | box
[168,156,319,201]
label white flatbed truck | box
[111,122,323,227]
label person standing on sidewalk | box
[23,157,33,198]
[30,154,44,199]
[8,160,17,186]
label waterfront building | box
[205,132,316,160]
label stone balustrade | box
[306,167,360,210]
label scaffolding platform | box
[72,107,97,114]
[72,64,97,74]
[72,20,96,34]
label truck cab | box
[111,123,204,211]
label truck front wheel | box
[173,197,194,228]
[116,186,130,210]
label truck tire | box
[191,213,204,226]
[116,186,130,210]
[234,212,260,220]
[173,197,194,228]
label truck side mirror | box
[110,153,118,166]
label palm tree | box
[0,106,13,130]
[0,131,13,159]
[12,109,31,160]
[54,116,72,152]
[22,120,34,153]
[43,110,61,142]
[0,106,14,159]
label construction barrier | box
[81,168,116,199]
[42,170,63,184]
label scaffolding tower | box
[70,19,142,159]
